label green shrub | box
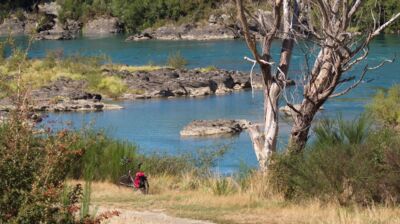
[96,76,127,98]
[271,116,400,206]
[0,38,118,224]
[0,113,83,223]
[368,85,400,128]
[167,51,188,69]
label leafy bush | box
[167,51,188,69]
[0,41,118,224]
[271,116,400,206]
[0,110,83,222]
[368,85,400,128]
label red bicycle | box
[118,161,149,194]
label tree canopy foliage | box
[1,0,399,33]
[56,0,219,32]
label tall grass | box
[167,51,188,69]
[367,84,400,128]
[68,130,230,183]
[69,131,138,183]
[271,115,400,205]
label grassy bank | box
[74,178,400,224]
[0,47,165,98]
[0,44,216,99]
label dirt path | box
[97,207,215,224]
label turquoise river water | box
[10,35,400,172]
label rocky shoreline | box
[0,2,123,40]
[0,77,123,113]
[0,68,262,113]
[109,68,263,100]
[0,2,260,41]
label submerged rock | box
[180,119,252,137]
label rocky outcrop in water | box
[0,67,262,113]
[0,77,122,112]
[180,119,252,137]
[105,68,263,99]
[83,17,123,36]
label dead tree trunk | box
[237,0,299,170]
[287,1,400,153]
[238,0,400,163]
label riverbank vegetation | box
[56,0,221,32]
[0,43,194,98]
[2,0,399,33]
[1,80,400,223]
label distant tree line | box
[56,0,221,32]
[356,0,400,33]
[1,0,399,33]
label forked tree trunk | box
[248,84,280,170]
[241,0,400,159]
[242,0,298,170]
[288,48,339,152]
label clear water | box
[10,35,400,172]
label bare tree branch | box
[348,0,362,19]
[330,57,395,98]
[372,13,400,37]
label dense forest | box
[1,0,399,33]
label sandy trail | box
[96,207,214,224]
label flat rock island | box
[180,119,252,137]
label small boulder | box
[180,119,252,137]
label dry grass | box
[68,174,400,224]
[111,65,165,73]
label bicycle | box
[118,159,149,194]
